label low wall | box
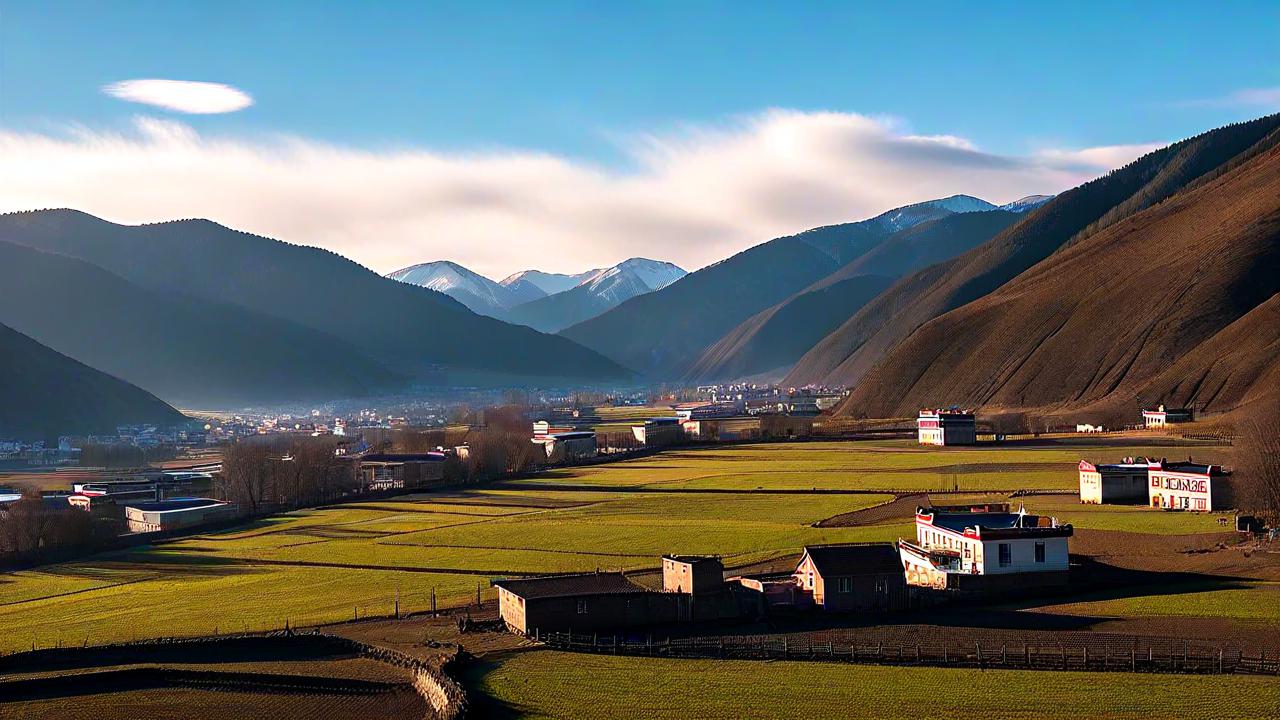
[0,631,470,719]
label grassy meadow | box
[468,650,1280,720]
[0,438,1232,653]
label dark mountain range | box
[505,258,686,332]
[685,210,1022,382]
[834,115,1280,420]
[0,321,186,441]
[788,113,1280,389]
[0,240,402,407]
[560,196,997,378]
[0,210,629,387]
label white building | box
[916,410,977,446]
[1147,459,1229,512]
[898,503,1071,590]
[1078,458,1149,504]
[1142,405,1194,428]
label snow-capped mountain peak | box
[582,258,685,293]
[999,194,1055,212]
[387,260,520,315]
[874,194,998,233]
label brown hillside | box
[685,211,1018,382]
[786,113,1280,387]
[1115,292,1280,418]
[838,132,1280,419]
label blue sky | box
[0,1,1277,276]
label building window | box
[964,546,971,558]
[998,543,1011,567]
[837,577,853,593]
[1034,542,1046,563]
[576,600,588,614]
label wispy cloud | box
[102,79,253,114]
[0,110,1160,278]
[1176,86,1280,110]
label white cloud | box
[103,79,253,114]
[1177,86,1280,110]
[1034,143,1166,173]
[0,110,1160,278]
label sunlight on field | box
[469,650,1280,720]
[1033,582,1280,623]
[0,438,1233,653]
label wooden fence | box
[537,631,1280,676]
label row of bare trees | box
[0,490,97,561]
[216,438,360,514]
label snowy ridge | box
[875,194,998,233]
[387,260,524,315]
[578,258,687,303]
[500,268,602,296]
[999,194,1055,212]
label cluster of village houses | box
[489,405,1229,636]
[492,501,1076,636]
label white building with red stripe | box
[1147,459,1228,512]
[898,503,1071,590]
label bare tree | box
[1235,399,1280,521]
[217,442,275,515]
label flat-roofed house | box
[1078,458,1150,504]
[792,543,907,612]
[1148,459,1230,512]
[356,452,445,490]
[1143,405,1194,428]
[631,417,683,447]
[124,498,237,533]
[662,555,724,595]
[917,409,976,446]
[537,431,597,463]
[492,572,673,635]
[899,504,1071,590]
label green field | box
[1031,582,1280,623]
[468,650,1280,719]
[0,438,1232,652]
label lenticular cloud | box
[103,79,254,114]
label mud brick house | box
[1147,459,1230,512]
[899,503,1071,591]
[1078,458,1150,504]
[492,572,672,635]
[791,543,907,612]
[662,555,723,594]
[916,409,976,446]
[493,557,763,635]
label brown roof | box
[801,543,903,578]
[491,572,647,599]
